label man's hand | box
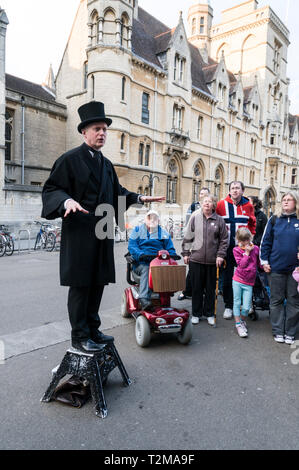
[184,256,190,265]
[263,264,271,273]
[216,257,224,268]
[140,196,166,203]
[64,199,89,218]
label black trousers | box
[183,269,192,296]
[223,247,236,310]
[189,262,217,318]
[67,285,104,342]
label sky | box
[1,0,298,112]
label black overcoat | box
[41,143,139,287]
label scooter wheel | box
[177,318,193,345]
[121,292,130,318]
[135,316,151,347]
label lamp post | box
[142,173,160,197]
[20,96,25,185]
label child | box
[232,228,262,338]
[292,252,299,293]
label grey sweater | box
[182,210,229,265]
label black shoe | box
[139,298,153,311]
[91,331,114,344]
[71,339,106,353]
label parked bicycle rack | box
[17,229,31,254]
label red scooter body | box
[122,250,192,347]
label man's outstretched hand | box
[64,199,89,218]
[140,196,166,203]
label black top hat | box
[77,101,112,133]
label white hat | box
[146,210,160,219]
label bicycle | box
[0,225,14,256]
[34,222,56,252]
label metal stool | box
[41,342,131,418]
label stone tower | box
[187,0,213,61]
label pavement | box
[0,241,298,450]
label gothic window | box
[120,13,129,47]
[103,9,116,45]
[141,92,150,124]
[91,11,99,46]
[121,76,126,101]
[167,159,178,204]
[251,138,257,158]
[197,116,203,140]
[273,39,282,74]
[138,143,144,165]
[200,16,204,34]
[234,166,238,180]
[91,75,95,99]
[283,165,287,184]
[193,162,203,202]
[83,62,88,90]
[5,109,14,161]
[145,145,150,166]
[249,170,255,185]
[235,132,240,153]
[216,124,225,149]
[291,168,297,186]
[121,133,125,151]
[174,54,185,83]
[172,105,183,130]
[214,166,224,200]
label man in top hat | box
[42,101,164,353]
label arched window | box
[197,116,203,140]
[214,165,224,200]
[167,158,178,204]
[121,76,126,101]
[103,8,116,45]
[91,11,99,46]
[193,161,204,202]
[138,143,144,165]
[91,75,95,99]
[120,13,129,47]
[121,133,125,151]
[83,62,88,90]
[145,145,150,166]
[5,109,14,161]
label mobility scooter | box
[121,250,193,347]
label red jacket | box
[216,195,256,247]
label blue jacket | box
[128,224,176,265]
[260,213,299,273]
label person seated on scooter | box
[128,210,177,310]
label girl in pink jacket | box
[233,228,262,338]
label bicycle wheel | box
[0,235,6,257]
[5,235,14,256]
[45,232,56,252]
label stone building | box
[1,0,299,224]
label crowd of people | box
[129,182,299,344]
[181,183,299,343]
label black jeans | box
[189,262,217,318]
[223,247,236,310]
[183,270,192,297]
[67,285,104,342]
[268,273,299,338]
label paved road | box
[0,242,298,450]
